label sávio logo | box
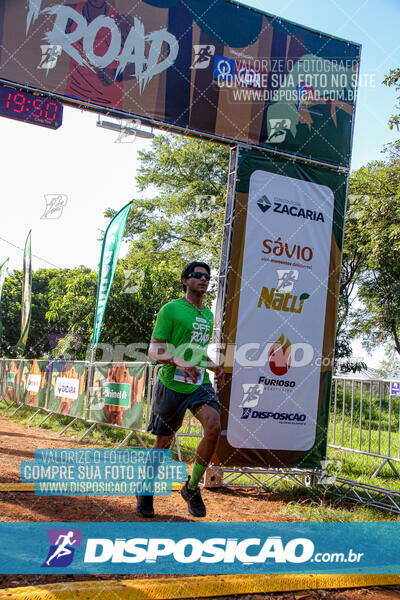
[241,407,252,419]
[262,238,313,263]
[258,287,310,315]
[42,529,82,568]
[268,333,292,376]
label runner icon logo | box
[240,384,264,408]
[191,45,215,69]
[42,529,82,568]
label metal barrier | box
[2,361,400,512]
[329,376,400,477]
[0,358,153,448]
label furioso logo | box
[42,529,82,568]
[268,333,292,376]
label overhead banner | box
[215,147,347,469]
[92,201,132,350]
[16,231,32,352]
[0,1,360,166]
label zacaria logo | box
[267,333,292,376]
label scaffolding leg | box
[37,412,54,427]
[134,432,148,449]
[10,403,24,416]
[96,424,107,440]
[174,435,182,461]
[27,408,43,423]
[3,400,17,413]
[58,417,80,436]
[116,431,134,449]
[372,458,400,479]
[78,423,97,441]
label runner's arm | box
[206,357,225,387]
[148,338,200,384]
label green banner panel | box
[47,361,87,417]
[19,360,49,408]
[89,364,146,430]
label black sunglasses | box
[187,271,211,281]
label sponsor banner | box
[88,363,145,429]
[55,377,80,400]
[15,231,32,352]
[92,202,132,349]
[0,2,360,167]
[48,361,87,416]
[0,522,399,574]
[216,147,348,469]
[3,359,21,402]
[20,360,49,407]
[390,382,400,397]
[20,449,186,496]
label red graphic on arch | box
[268,333,292,376]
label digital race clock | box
[0,87,63,129]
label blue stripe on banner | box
[164,2,193,128]
[0,523,399,574]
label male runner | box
[136,261,224,518]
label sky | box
[0,0,399,367]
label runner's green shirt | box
[151,298,213,394]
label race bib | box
[174,367,205,385]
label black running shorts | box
[148,378,220,436]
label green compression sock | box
[188,461,207,490]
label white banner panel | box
[55,377,79,400]
[227,170,334,451]
[26,374,41,393]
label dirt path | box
[0,414,399,599]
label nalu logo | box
[268,333,292,376]
[258,287,310,315]
[257,195,272,213]
[84,536,314,564]
[42,529,82,567]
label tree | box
[45,265,182,360]
[0,268,59,358]
[345,159,400,357]
[105,134,230,279]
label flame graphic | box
[268,333,292,376]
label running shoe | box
[136,495,154,518]
[180,476,206,517]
